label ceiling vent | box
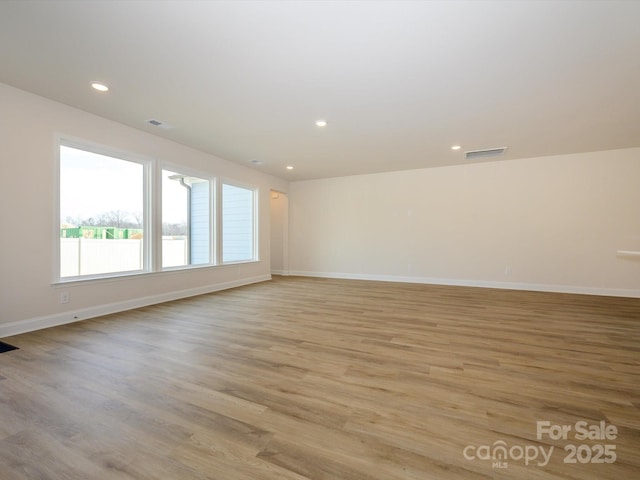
[146,119,173,129]
[465,147,507,160]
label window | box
[222,183,256,262]
[59,144,146,278]
[162,169,210,268]
[57,140,260,281]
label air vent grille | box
[465,147,507,160]
[146,119,173,129]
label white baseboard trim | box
[270,270,290,276]
[287,270,640,298]
[0,274,271,339]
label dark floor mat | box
[0,341,19,353]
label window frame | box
[219,178,259,265]
[159,162,216,271]
[54,136,260,285]
[55,137,152,283]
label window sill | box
[52,260,260,287]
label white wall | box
[289,148,640,297]
[0,83,288,336]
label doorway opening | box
[270,190,288,275]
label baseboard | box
[0,274,271,339]
[287,270,640,298]
[271,269,290,276]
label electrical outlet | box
[60,292,70,304]
[504,267,512,276]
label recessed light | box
[315,120,327,127]
[286,165,294,170]
[451,145,461,150]
[91,82,109,92]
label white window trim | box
[53,135,261,284]
[220,178,260,264]
[160,162,217,270]
[55,135,153,283]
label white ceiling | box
[1,0,639,181]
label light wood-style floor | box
[1,276,639,479]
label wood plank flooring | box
[1,276,639,479]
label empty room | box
[1,1,639,479]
